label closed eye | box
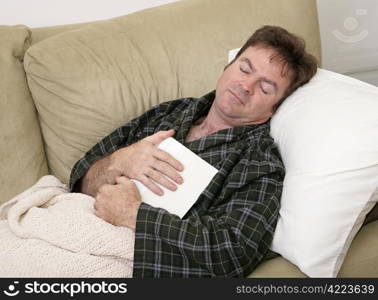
[239,66,249,74]
[261,81,275,95]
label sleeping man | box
[69,25,317,277]
[0,25,317,278]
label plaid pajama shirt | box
[69,90,285,278]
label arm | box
[94,176,142,231]
[89,140,283,276]
[134,169,283,277]
[74,130,183,197]
[69,98,191,196]
[74,154,118,197]
[69,117,141,193]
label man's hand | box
[108,129,184,196]
[94,176,141,231]
[79,129,184,197]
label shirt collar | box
[159,90,270,150]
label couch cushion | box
[364,203,378,225]
[24,0,320,184]
[248,256,306,278]
[0,25,48,205]
[338,220,378,277]
[249,220,378,277]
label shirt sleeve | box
[69,103,160,191]
[68,123,137,191]
[68,97,190,191]
[133,164,283,277]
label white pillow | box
[270,68,378,277]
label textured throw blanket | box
[0,175,134,277]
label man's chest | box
[185,124,205,143]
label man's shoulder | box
[131,97,194,126]
[243,123,285,172]
[156,91,215,112]
[154,97,194,113]
[147,91,215,120]
[244,122,272,145]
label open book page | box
[131,138,218,218]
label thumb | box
[144,129,175,145]
[115,176,131,185]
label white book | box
[131,137,218,218]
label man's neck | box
[186,106,232,142]
[199,107,233,134]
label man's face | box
[214,45,292,126]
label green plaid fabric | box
[69,91,285,278]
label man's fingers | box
[151,159,183,185]
[144,129,175,145]
[116,176,139,191]
[154,148,184,172]
[146,169,177,192]
[139,175,165,196]
[115,176,129,185]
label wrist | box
[107,148,124,174]
[121,201,141,231]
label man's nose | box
[240,79,258,95]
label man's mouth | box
[228,89,245,105]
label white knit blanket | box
[0,175,134,277]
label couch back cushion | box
[0,25,48,204]
[24,0,320,183]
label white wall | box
[2,0,377,86]
[0,0,181,28]
[316,0,378,86]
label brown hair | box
[229,25,318,111]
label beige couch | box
[1,0,377,277]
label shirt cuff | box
[135,202,181,235]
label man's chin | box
[218,106,245,123]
